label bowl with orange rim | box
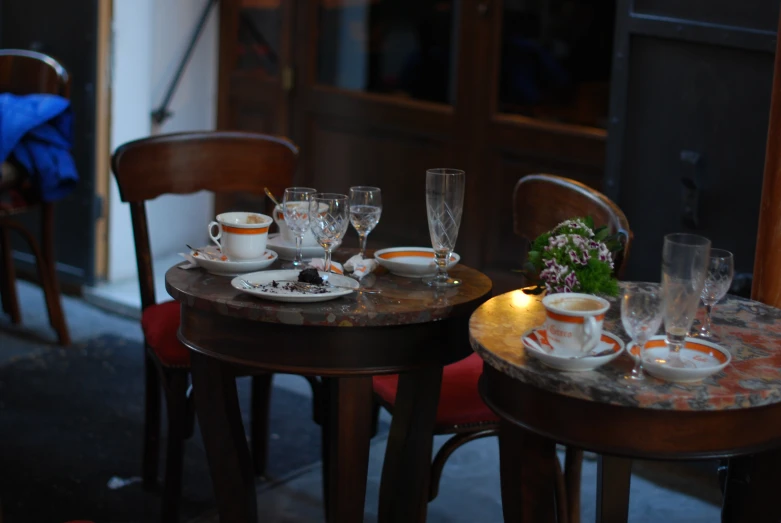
[373,247,460,278]
[627,335,732,383]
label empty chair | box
[111,131,298,522]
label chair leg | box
[0,224,21,324]
[564,448,583,523]
[143,352,162,491]
[428,429,498,501]
[250,372,273,477]
[161,369,189,523]
[39,203,70,345]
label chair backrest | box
[111,131,298,310]
[0,49,70,97]
[513,174,633,278]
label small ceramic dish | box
[521,327,625,372]
[627,336,731,383]
[373,247,460,278]
[190,245,277,276]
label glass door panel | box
[498,0,616,128]
[237,0,282,76]
[316,0,459,105]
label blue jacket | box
[0,93,78,202]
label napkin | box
[178,252,198,270]
[343,254,379,280]
[307,258,345,275]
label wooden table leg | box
[320,376,374,523]
[722,450,781,523]
[190,351,257,523]
[378,365,443,523]
[596,455,632,523]
[498,420,557,523]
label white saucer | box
[374,247,460,278]
[627,336,731,383]
[231,269,358,303]
[521,328,625,372]
[267,233,325,261]
[189,246,277,276]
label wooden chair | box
[373,173,632,523]
[0,49,71,345]
[111,131,297,522]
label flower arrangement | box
[521,216,624,297]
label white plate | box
[231,269,359,303]
[190,246,278,276]
[267,233,325,261]
[627,336,731,383]
[374,247,460,278]
[521,328,625,372]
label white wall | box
[108,0,218,282]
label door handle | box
[680,150,702,229]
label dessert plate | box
[267,233,325,261]
[627,336,731,383]
[189,245,277,276]
[521,328,625,372]
[231,269,358,303]
[374,247,460,278]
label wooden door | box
[603,0,778,285]
[290,0,482,264]
[215,0,295,214]
[471,0,614,292]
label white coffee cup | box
[541,293,610,356]
[208,211,272,260]
[273,203,320,247]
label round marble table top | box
[166,253,492,328]
[469,282,781,411]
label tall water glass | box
[622,286,664,381]
[424,168,465,287]
[283,187,316,268]
[310,193,350,279]
[349,186,382,258]
[693,249,734,341]
[661,233,711,368]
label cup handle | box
[582,316,600,352]
[208,221,222,251]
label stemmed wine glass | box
[282,187,316,268]
[348,186,382,258]
[622,286,664,381]
[661,233,711,368]
[693,249,734,341]
[424,168,465,287]
[309,193,350,279]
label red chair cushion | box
[372,353,499,428]
[141,300,190,367]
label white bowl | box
[374,247,460,278]
[521,327,625,372]
[627,336,731,383]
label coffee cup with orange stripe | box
[541,293,610,356]
[208,212,272,261]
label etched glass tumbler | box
[309,193,350,279]
[661,233,711,368]
[424,168,465,287]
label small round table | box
[469,283,781,523]
[166,256,492,523]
